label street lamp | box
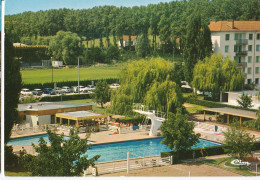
[51,57,53,87]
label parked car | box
[109,83,120,89]
[61,86,71,93]
[32,89,43,96]
[54,87,65,94]
[21,88,33,96]
[71,86,78,93]
[79,85,88,92]
[42,88,56,95]
[85,85,95,91]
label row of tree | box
[6,0,260,51]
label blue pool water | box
[9,135,221,163]
[8,134,70,146]
[87,138,221,163]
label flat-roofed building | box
[209,21,260,87]
[18,102,93,127]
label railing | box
[132,103,166,119]
[84,155,171,176]
[236,39,248,45]
[237,62,247,67]
[235,51,248,56]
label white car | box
[32,89,43,96]
[62,86,71,93]
[85,85,95,91]
[54,87,65,94]
[79,86,86,92]
[110,83,120,89]
[21,88,33,96]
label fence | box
[84,154,171,176]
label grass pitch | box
[21,65,121,84]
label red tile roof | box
[209,21,260,32]
[122,35,137,41]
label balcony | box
[235,51,248,56]
[237,62,247,67]
[236,39,248,45]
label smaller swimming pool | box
[8,134,70,146]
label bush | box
[5,145,19,170]
[114,116,143,126]
[184,97,257,112]
[24,78,119,90]
[161,140,260,163]
[40,93,91,102]
[161,145,226,162]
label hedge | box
[161,141,260,163]
[114,117,143,126]
[184,97,257,112]
[23,78,119,90]
[40,93,91,102]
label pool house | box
[203,107,257,126]
[55,111,107,131]
[17,102,98,127]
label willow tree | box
[110,58,184,115]
[192,54,245,100]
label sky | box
[5,0,173,15]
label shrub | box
[161,140,260,163]
[184,97,257,112]
[40,93,91,102]
[24,78,119,90]
[5,145,19,170]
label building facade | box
[209,21,260,86]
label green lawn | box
[61,99,110,115]
[185,103,206,114]
[5,171,31,176]
[21,65,121,84]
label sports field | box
[21,65,121,84]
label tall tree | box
[110,58,184,115]
[183,12,212,83]
[160,112,200,161]
[48,31,82,65]
[5,36,22,143]
[93,80,111,108]
[22,129,100,176]
[192,54,245,100]
[223,126,255,161]
[135,34,150,58]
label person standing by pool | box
[20,147,27,156]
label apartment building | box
[209,21,260,86]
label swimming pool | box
[8,134,70,146]
[87,138,220,163]
[9,135,221,163]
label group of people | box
[19,147,27,156]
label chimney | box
[232,20,234,29]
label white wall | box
[25,115,51,127]
[38,115,51,126]
[227,92,260,109]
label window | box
[257,33,260,40]
[248,45,252,51]
[234,45,238,52]
[256,45,260,51]
[257,56,259,62]
[256,67,259,74]
[255,78,259,85]
[247,79,252,84]
[248,56,252,63]
[248,67,251,74]
[235,33,242,40]
[225,34,230,40]
[249,34,253,40]
[225,45,229,52]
